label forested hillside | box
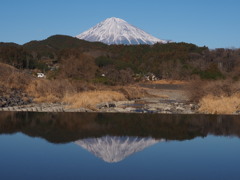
[1,35,240,84]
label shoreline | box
[0,81,199,114]
[0,100,198,114]
[0,83,199,114]
[1,81,240,115]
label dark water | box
[0,112,240,180]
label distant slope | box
[23,35,107,55]
[0,42,20,47]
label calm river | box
[0,112,240,180]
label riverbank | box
[2,80,240,114]
[0,99,198,114]
[0,81,199,114]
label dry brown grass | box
[0,63,32,89]
[199,94,240,114]
[187,79,240,102]
[62,85,147,109]
[13,73,146,104]
[188,79,240,114]
[26,79,76,103]
[62,91,126,109]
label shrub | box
[192,64,225,80]
[95,56,114,67]
[0,63,33,89]
[59,53,98,80]
[26,79,76,102]
[92,76,112,85]
[187,79,240,102]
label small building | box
[37,73,45,78]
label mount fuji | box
[76,17,167,45]
[75,136,165,163]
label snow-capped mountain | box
[75,136,164,163]
[76,17,167,45]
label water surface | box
[0,112,240,180]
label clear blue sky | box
[0,0,239,49]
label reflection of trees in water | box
[0,112,240,144]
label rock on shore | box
[95,99,199,114]
[0,87,33,108]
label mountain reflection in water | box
[0,112,240,163]
[76,136,163,163]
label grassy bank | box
[26,79,147,108]
[2,62,240,114]
[199,94,240,114]
[62,91,126,109]
[0,63,147,108]
[188,80,240,114]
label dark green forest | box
[1,35,240,84]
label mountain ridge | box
[23,35,106,51]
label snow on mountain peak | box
[75,136,164,163]
[76,17,167,45]
[104,17,126,23]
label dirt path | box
[140,83,190,102]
